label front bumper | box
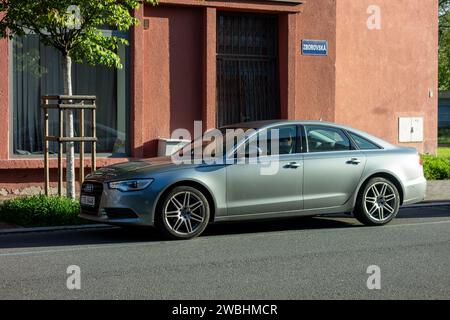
[79,212,147,227]
[402,176,427,205]
[78,180,159,227]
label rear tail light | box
[419,157,423,166]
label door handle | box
[286,162,302,168]
[348,158,361,165]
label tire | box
[156,186,210,240]
[354,177,400,226]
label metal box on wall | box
[399,117,424,143]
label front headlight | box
[108,179,153,192]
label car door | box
[302,125,366,210]
[226,125,303,216]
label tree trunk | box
[62,55,76,199]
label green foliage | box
[0,0,158,68]
[440,32,450,91]
[0,195,83,227]
[440,0,450,90]
[421,154,450,180]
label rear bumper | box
[402,176,427,205]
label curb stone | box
[0,224,114,235]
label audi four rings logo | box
[83,184,94,193]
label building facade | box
[0,0,439,195]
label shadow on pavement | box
[0,216,358,250]
[204,215,358,236]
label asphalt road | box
[0,205,449,300]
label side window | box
[275,126,297,155]
[305,126,351,153]
[247,126,297,156]
[349,132,380,150]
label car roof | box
[221,119,356,129]
[220,120,394,149]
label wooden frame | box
[42,95,97,196]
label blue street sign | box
[301,40,328,56]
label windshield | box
[175,127,256,159]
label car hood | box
[85,156,193,181]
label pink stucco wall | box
[335,0,438,153]
[295,0,337,122]
[0,0,439,192]
[0,38,9,160]
[140,5,203,157]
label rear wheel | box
[354,177,400,226]
[156,186,210,240]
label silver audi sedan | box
[79,120,427,240]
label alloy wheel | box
[163,191,206,236]
[363,182,398,222]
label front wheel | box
[156,186,210,240]
[354,177,400,226]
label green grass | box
[0,195,85,227]
[437,147,450,159]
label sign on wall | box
[301,40,328,56]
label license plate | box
[81,195,96,207]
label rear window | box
[349,132,380,150]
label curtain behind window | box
[13,35,43,155]
[12,35,126,156]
